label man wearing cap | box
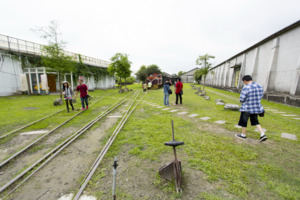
[75,79,89,110]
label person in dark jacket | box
[75,79,89,110]
[62,81,74,112]
[163,79,172,106]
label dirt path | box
[7,106,127,200]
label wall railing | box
[0,34,110,68]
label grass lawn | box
[84,83,300,199]
[1,83,299,199]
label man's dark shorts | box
[238,112,260,127]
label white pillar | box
[29,71,33,93]
[71,72,74,90]
[44,68,49,94]
[290,54,300,95]
[36,68,40,94]
[264,38,279,92]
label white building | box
[180,68,199,83]
[0,34,115,96]
[205,20,300,106]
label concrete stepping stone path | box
[281,133,297,141]
[255,128,267,133]
[293,118,300,120]
[282,114,296,117]
[188,114,199,117]
[214,120,226,124]
[177,112,188,115]
[162,108,171,110]
[157,106,164,108]
[170,110,178,112]
[234,124,242,128]
[199,117,210,121]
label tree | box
[146,64,162,75]
[195,54,215,91]
[108,53,132,91]
[135,65,147,82]
[178,71,185,76]
[33,20,74,99]
[135,64,162,82]
[193,68,202,84]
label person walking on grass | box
[175,78,183,105]
[163,79,172,106]
[235,75,267,142]
[148,80,152,93]
[75,78,89,110]
[143,82,147,92]
[62,81,74,112]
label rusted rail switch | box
[159,120,184,193]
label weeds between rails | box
[74,92,146,200]
[0,92,135,196]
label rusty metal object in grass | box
[159,120,184,193]
[112,158,118,200]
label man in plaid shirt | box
[235,75,267,142]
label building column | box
[290,54,300,95]
[264,38,279,92]
[71,72,74,90]
[44,68,49,94]
[36,68,40,94]
[251,47,259,80]
[237,54,246,89]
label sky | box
[1,0,299,75]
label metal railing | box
[0,34,110,68]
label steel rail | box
[1,92,134,195]
[0,97,104,168]
[73,92,146,200]
[0,109,65,139]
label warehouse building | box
[205,20,300,106]
[0,34,115,96]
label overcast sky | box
[1,0,299,75]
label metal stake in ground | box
[160,120,184,193]
[112,158,118,200]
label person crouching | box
[62,81,74,112]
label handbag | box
[168,89,172,94]
[259,111,265,117]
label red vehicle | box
[147,73,162,89]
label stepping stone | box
[157,106,164,108]
[23,107,39,110]
[234,124,242,128]
[199,117,210,121]
[254,128,267,133]
[216,102,225,105]
[214,120,226,124]
[108,116,122,118]
[273,112,286,114]
[188,114,199,118]
[281,133,297,141]
[293,118,300,120]
[162,108,171,110]
[282,114,296,117]
[169,110,178,112]
[177,112,188,115]
[21,130,49,135]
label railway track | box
[73,92,146,199]
[0,95,106,140]
[0,92,135,197]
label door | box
[47,74,57,92]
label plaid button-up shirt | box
[240,82,264,114]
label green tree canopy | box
[34,20,75,99]
[135,64,162,82]
[108,53,132,89]
[178,71,185,76]
[195,53,215,91]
